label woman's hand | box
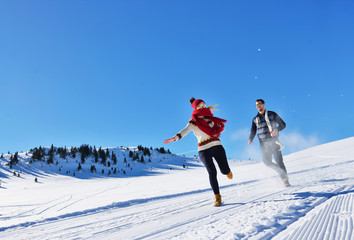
[164,137,175,144]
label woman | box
[164,98,233,207]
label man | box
[248,99,290,187]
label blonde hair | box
[208,104,219,111]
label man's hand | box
[248,139,253,145]
[271,128,279,137]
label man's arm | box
[275,112,286,131]
[248,119,257,144]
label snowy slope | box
[0,138,354,240]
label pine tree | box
[133,152,139,161]
[99,147,107,165]
[47,145,54,164]
[9,152,19,168]
[159,147,166,154]
[80,152,85,164]
[143,148,151,157]
[112,152,117,165]
[90,165,97,173]
[93,148,98,163]
[140,155,145,164]
[58,146,67,159]
[31,147,44,162]
[9,155,13,169]
[71,147,77,159]
[79,144,91,164]
[13,152,19,164]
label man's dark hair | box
[256,99,265,104]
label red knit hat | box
[191,99,205,110]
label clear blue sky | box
[1,1,353,160]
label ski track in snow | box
[55,179,140,212]
[1,138,354,239]
[2,175,353,240]
[273,186,354,240]
[0,195,73,220]
[1,177,299,239]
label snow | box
[1,137,354,239]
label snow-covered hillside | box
[1,138,354,239]
[0,145,198,180]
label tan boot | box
[227,171,233,179]
[213,194,222,207]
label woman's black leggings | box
[198,145,231,195]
